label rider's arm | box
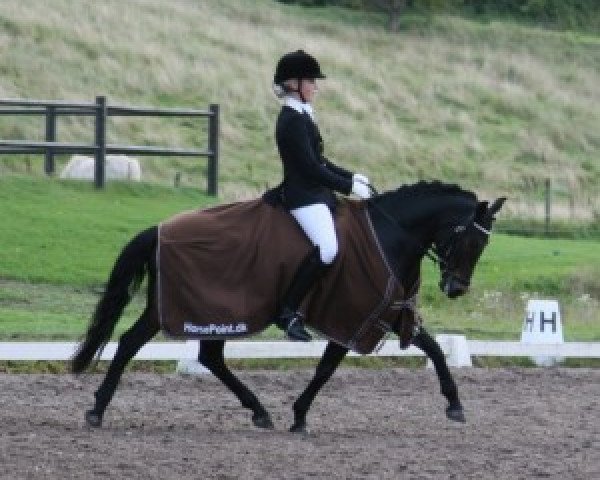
[322,157,353,179]
[278,114,353,194]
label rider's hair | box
[273,79,298,99]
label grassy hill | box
[0,0,598,220]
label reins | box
[365,185,442,266]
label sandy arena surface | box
[1,367,598,479]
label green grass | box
[0,176,598,344]
[0,176,214,285]
[417,233,600,341]
[0,175,216,341]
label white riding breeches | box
[290,203,338,264]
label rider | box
[272,49,372,341]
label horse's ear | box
[475,201,489,220]
[488,197,506,217]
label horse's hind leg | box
[290,341,348,433]
[412,327,465,423]
[198,340,273,429]
[85,309,159,427]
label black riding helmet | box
[273,50,326,85]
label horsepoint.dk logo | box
[183,322,248,335]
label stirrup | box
[278,310,312,342]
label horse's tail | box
[71,226,158,374]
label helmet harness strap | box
[297,78,306,103]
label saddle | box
[157,197,419,354]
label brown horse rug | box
[157,198,419,354]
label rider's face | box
[300,78,318,103]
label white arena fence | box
[1,336,600,368]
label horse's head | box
[434,197,506,298]
[368,182,506,300]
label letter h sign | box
[524,310,557,333]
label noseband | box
[433,221,491,287]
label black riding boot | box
[276,248,327,342]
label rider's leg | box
[276,247,325,341]
[275,203,337,341]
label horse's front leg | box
[290,341,348,433]
[412,327,465,423]
[197,340,273,429]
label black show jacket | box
[275,106,353,210]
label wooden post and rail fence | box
[0,96,219,195]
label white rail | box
[0,340,421,361]
[1,338,599,368]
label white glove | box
[353,173,370,186]
[351,179,372,199]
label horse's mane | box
[382,180,477,202]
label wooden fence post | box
[44,105,56,175]
[207,103,219,196]
[545,178,551,236]
[94,96,107,188]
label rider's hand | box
[351,179,372,199]
[353,173,370,186]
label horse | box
[71,181,505,432]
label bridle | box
[433,220,491,288]
[365,185,491,285]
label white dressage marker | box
[521,299,564,366]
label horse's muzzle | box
[440,275,469,299]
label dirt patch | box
[1,368,598,479]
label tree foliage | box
[275,0,600,31]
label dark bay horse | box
[72,181,505,432]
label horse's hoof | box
[446,406,466,423]
[252,413,274,429]
[85,410,103,428]
[289,422,307,434]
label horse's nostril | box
[447,288,461,299]
[443,279,468,298]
